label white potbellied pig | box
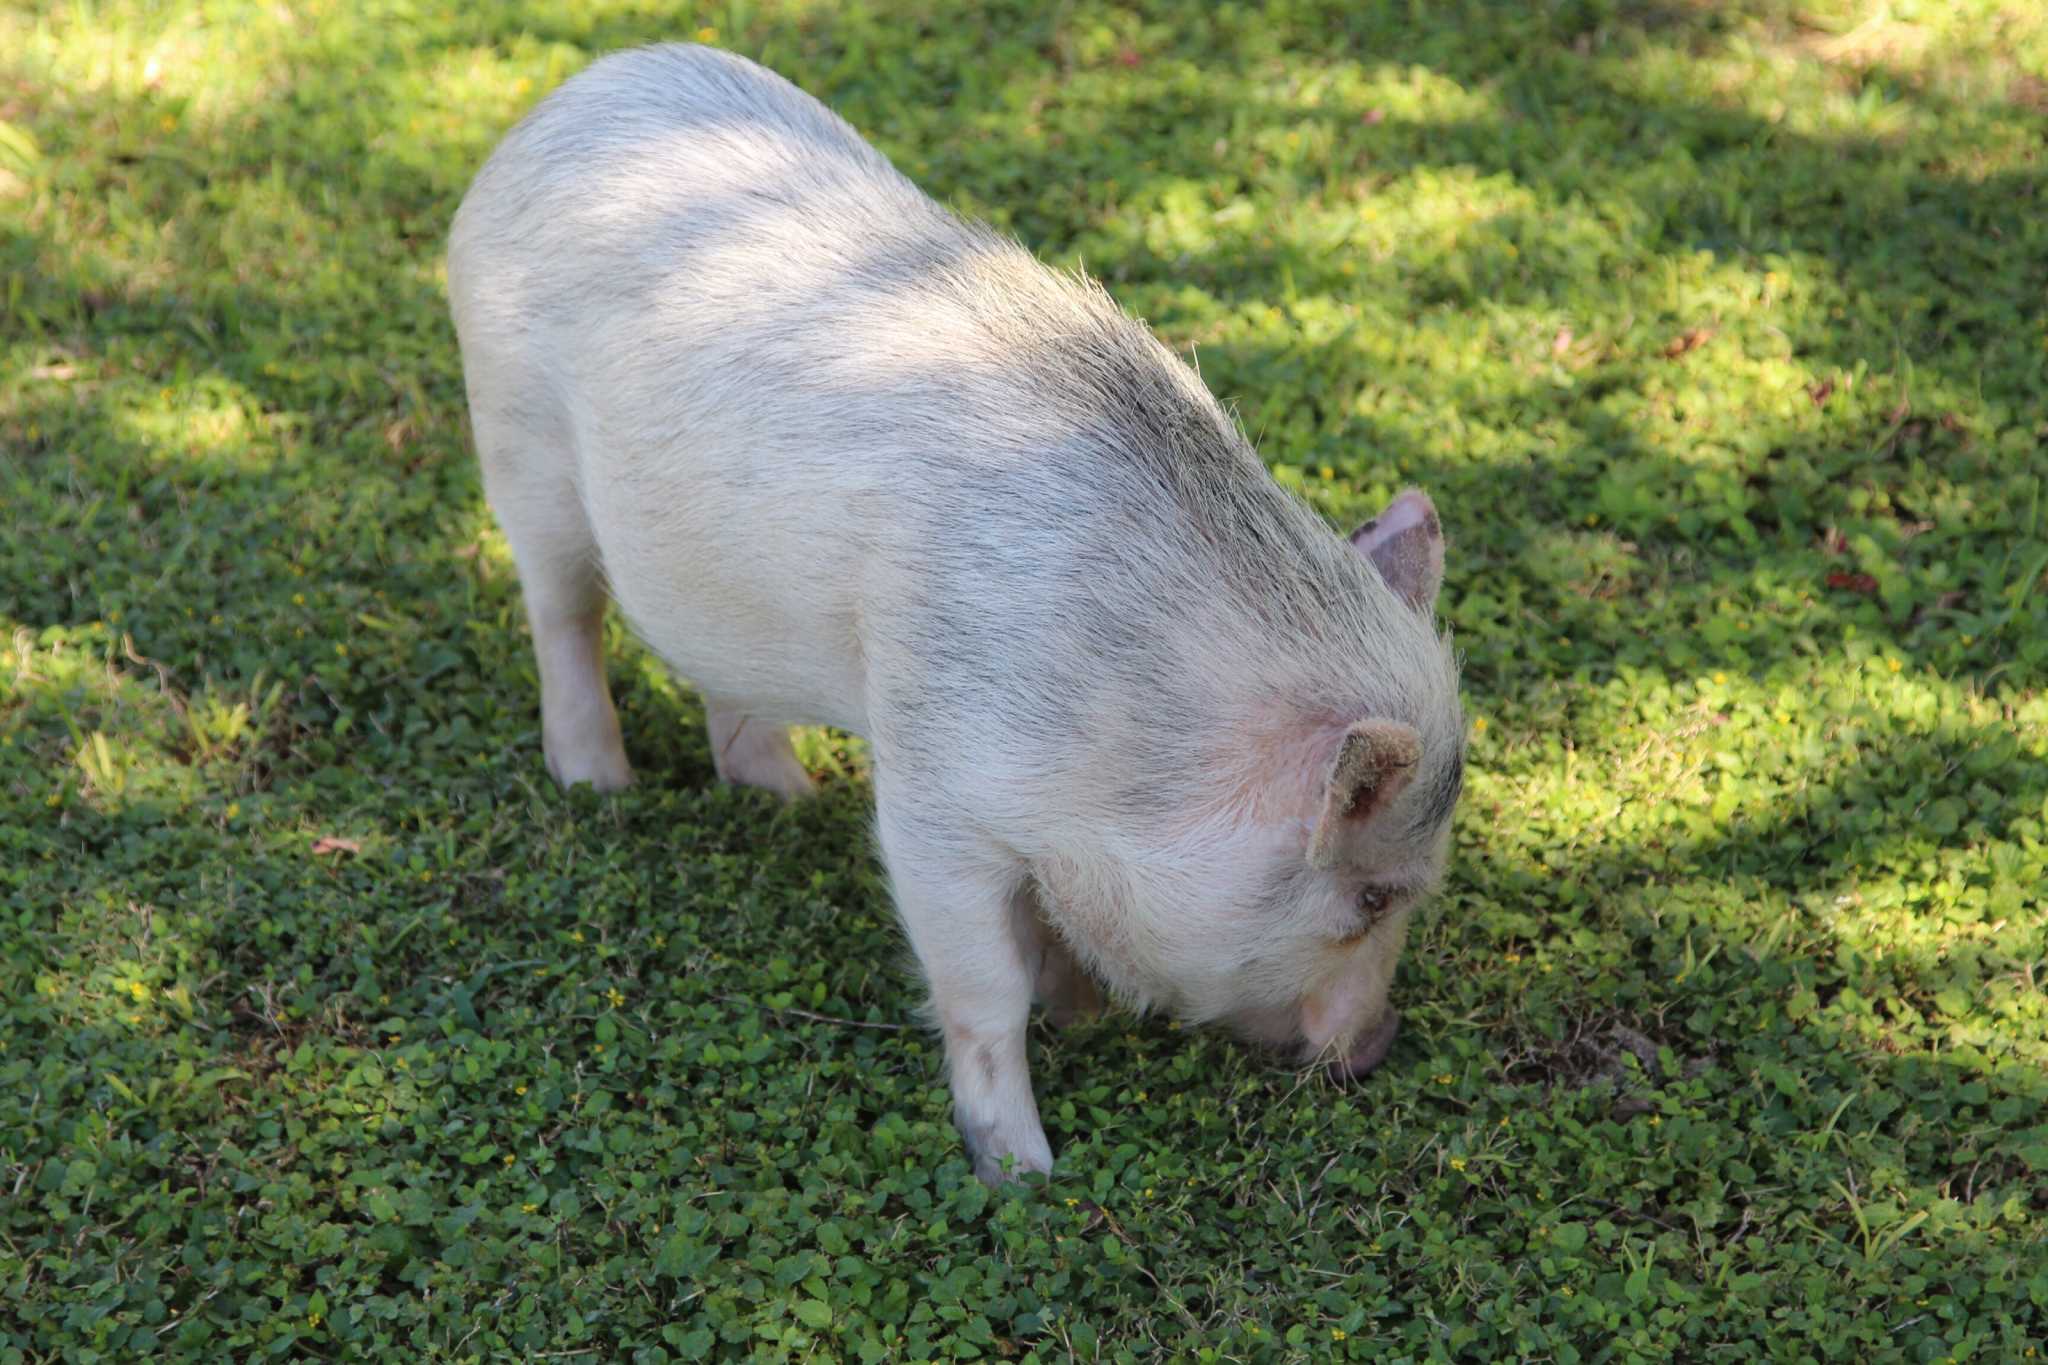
[448,44,1466,1183]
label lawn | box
[4,0,2046,1359]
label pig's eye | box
[1335,886,1402,944]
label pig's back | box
[450,46,1432,785]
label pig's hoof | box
[1042,1002,1102,1031]
[1040,979,1104,1031]
[963,1124,1054,1186]
[722,761,817,802]
[707,710,817,800]
[759,765,819,802]
[971,1145,1053,1186]
[547,746,635,792]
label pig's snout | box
[1328,1010,1400,1081]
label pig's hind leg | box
[874,786,1053,1183]
[705,702,816,801]
[474,409,633,792]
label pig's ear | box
[1349,488,1443,612]
[1307,719,1422,867]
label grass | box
[3,0,2046,1358]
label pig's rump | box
[448,45,971,731]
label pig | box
[446,44,1465,1183]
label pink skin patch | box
[1328,1010,1401,1081]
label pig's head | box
[1057,488,1464,1082]
[1278,487,1465,1078]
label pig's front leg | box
[874,795,1052,1184]
[1028,921,1104,1030]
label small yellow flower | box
[225,802,240,820]
[593,1043,603,1053]
[334,644,347,657]
[515,1084,527,1096]
[1435,1073,1453,1085]
[503,1153,515,1164]
[1449,1157,1467,1171]
[1561,1286,1574,1297]
[605,987,626,1008]
[1065,1197,1079,1207]
[292,593,306,606]
[307,1310,321,1328]
[653,934,667,948]
[128,981,149,1001]
[695,25,717,42]
[388,1033,401,1044]
[127,1013,142,1025]
[570,930,584,943]
[522,1202,539,1213]
[1649,1115,1661,1127]
[1318,465,1334,481]
[1887,658,1902,673]
[1332,1329,1347,1341]
[1712,672,1727,685]
[1143,1187,1154,1197]
[1504,952,1521,964]
[1471,716,1487,732]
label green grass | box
[4,0,2047,1358]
